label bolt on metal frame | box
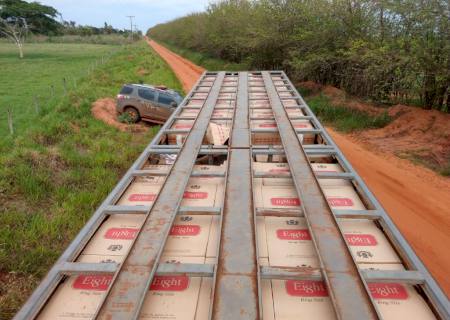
[15,71,449,320]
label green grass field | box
[0,43,119,136]
[0,41,181,319]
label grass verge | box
[306,94,391,132]
[0,40,181,319]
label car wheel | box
[124,107,141,123]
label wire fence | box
[1,48,120,137]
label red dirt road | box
[147,39,450,297]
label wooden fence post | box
[7,108,14,135]
[63,78,67,95]
[34,96,40,114]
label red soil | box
[146,39,450,297]
[91,98,150,132]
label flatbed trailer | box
[15,71,449,320]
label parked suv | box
[116,84,183,123]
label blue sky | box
[35,0,211,33]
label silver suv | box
[116,84,183,123]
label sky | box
[34,0,211,33]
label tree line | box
[1,0,139,58]
[148,0,450,112]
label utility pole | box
[134,24,138,36]
[126,15,135,39]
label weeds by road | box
[0,40,181,319]
[307,95,391,132]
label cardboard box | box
[162,215,213,257]
[360,264,437,320]
[251,120,314,145]
[311,163,351,187]
[141,163,171,173]
[279,91,294,98]
[257,216,269,259]
[259,258,276,320]
[261,185,301,209]
[265,217,319,268]
[140,256,204,320]
[195,277,213,320]
[282,99,299,107]
[215,99,236,108]
[253,162,290,176]
[80,214,145,260]
[339,219,401,264]
[322,185,366,211]
[168,120,194,145]
[206,216,220,258]
[250,100,270,108]
[286,108,304,118]
[117,176,163,206]
[251,109,274,119]
[37,274,113,320]
[206,122,230,145]
[181,177,222,208]
[77,254,123,264]
[271,279,337,320]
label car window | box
[138,88,155,101]
[120,86,133,94]
[158,92,175,106]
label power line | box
[126,15,135,35]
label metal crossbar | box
[14,71,450,320]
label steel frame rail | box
[14,71,449,320]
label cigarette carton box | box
[205,216,220,258]
[253,178,264,208]
[257,216,269,259]
[271,279,337,320]
[322,185,366,211]
[311,163,351,187]
[185,100,204,107]
[117,176,163,206]
[339,219,401,264]
[361,264,437,320]
[168,120,194,145]
[253,162,290,176]
[195,277,213,320]
[261,184,301,209]
[282,99,299,107]
[162,215,213,257]
[286,108,304,118]
[181,178,219,208]
[179,108,200,118]
[37,273,113,320]
[80,214,145,261]
[140,257,205,320]
[251,109,274,119]
[206,122,230,145]
[251,120,315,145]
[250,100,270,108]
[265,217,319,268]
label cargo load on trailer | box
[15,72,449,320]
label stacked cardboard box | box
[251,120,314,145]
[361,264,437,320]
[77,214,145,263]
[167,119,231,146]
[117,176,163,206]
[339,219,401,265]
[253,178,301,210]
[265,217,320,268]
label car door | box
[137,88,160,120]
[154,91,178,120]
